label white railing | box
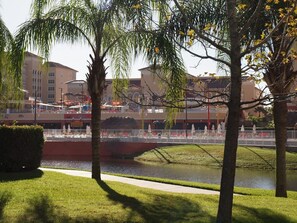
[43,128,297,148]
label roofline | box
[25,51,43,59]
[25,51,78,72]
[46,61,78,72]
[106,77,141,81]
[65,79,86,84]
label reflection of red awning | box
[71,120,83,128]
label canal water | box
[41,159,297,191]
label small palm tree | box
[15,0,185,181]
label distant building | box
[44,61,77,104]
[22,52,44,102]
[103,66,262,116]
[22,52,77,104]
[64,80,88,105]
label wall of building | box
[22,52,44,101]
[23,52,77,104]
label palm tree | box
[0,12,23,108]
[0,12,11,51]
[15,0,185,181]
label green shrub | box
[0,125,44,172]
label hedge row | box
[0,125,44,172]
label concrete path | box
[40,168,220,195]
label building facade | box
[100,66,262,129]
[104,66,261,114]
[22,52,77,104]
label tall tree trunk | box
[88,55,106,182]
[91,93,102,181]
[273,100,287,197]
[217,0,241,222]
[216,68,241,223]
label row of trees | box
[157,1,297,222]
[1,0,297,222]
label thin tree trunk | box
[217,1,242,222]
[216,72,241,223]
[273,100,287,197]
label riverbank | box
[1,169,297,222]
[135,145,297,170]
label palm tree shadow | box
[16,195,71,223]
[0,191,12,221]
[195,144,222,167]
[14,194,114,223]
[96,180,212,222]
[97,180,151,221]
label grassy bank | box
[1,170,297,223]
[135,145,297,170]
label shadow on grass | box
[195,145,223,167]
[2,189,295,223]
[97,180,214,222]
[243,146,274,169]
[0,169,44,182]
[152,148,172,163]
[233,203,293,223]
[0,191,12,221]
[159,147,174,159]
[15,195,109,223]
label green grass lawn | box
[1,170,297,223]
[135,145,297,170]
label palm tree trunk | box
[91,93,101,181]
[273,100,287,197]
[88,55,106,182]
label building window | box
[48,87,55,91]
[49,72,55,77]
[48,94,55,99]
[48,80,55,84]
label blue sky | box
[0,0,217,80]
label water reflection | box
[41,159,297,191]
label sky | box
[0,0,217,80]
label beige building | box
[22,52,77,104]
[101,66,262,129]
[22,52,44,102]
[44,62,77,104]
[104,66,260,112]
[2,64,265,129]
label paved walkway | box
[40,168,220,195]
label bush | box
[0,125,44,172]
